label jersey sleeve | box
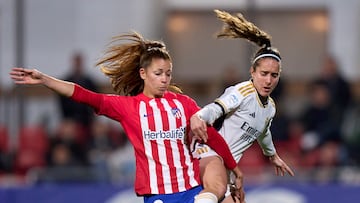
[206,127,237,170]
[71,84,103,112]
[71,84,126,121]
[215,85,244,114]
[258,100,277,156]
[257,131,276,156]
[185,94,201,115]
[257,119,276,156]
[197,85,244,125]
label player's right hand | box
[190,113,208,142]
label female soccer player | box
[191,10,295,203]
[10,32,243,203]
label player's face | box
[140,58,172,98]
[251,58,280,97]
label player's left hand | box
[269,153,295,177]
[230,182,245,203]
[10,67,43,85]
[230,167,245,203]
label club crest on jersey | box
[171,108,182,119]
[143,113,153,117]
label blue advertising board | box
[0,183,359,203]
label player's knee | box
[203,178,227,198]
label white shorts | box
[191,140,219,159]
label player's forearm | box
[231,166,243,180]
[42,73,75,97]
[196,103,223,125]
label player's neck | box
[258,92,268,105]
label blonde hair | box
[214,9,281,68]
[97,31,182,96]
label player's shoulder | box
[164,91,193,102]
[268,96,276,109]
[233,80,256,97]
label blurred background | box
[0,0,360,202]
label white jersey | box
[194,80,276,163]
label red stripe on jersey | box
[156,99,179,192]
[154,100,167,193]
[147,101,166,194]
[177,139,191,188]
[167,99,192,189]
[164,139,178,192]
[151,140,164,193]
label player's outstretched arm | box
[269,153,295,177]
[10,67,75,97]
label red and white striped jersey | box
[72,85,221,196]
[71,85,236,195]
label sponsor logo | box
[143,127,186,140]
[249,112,256,118]
[240,121,262,143]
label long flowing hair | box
[97,31,182,96]
[214,9,281,67]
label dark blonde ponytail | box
[214,9,281,68]
[97,31,182,96]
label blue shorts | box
[143,185,203,203]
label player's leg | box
[194,155,228,203]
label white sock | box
[194,192,218,203]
